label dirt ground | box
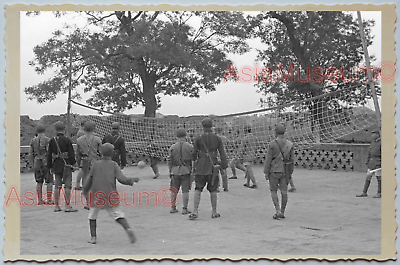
[19,164,381,259]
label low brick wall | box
[20,143,369,173]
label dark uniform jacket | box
[367,138,381,170]
[47,133,76,174]
[192,128,228,175]
[102,131,127,168]
[264,138,294,175]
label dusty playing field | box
[19,164,381,259]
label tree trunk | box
[141,73,158,118]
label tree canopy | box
[25,11,251,117]
[250,11,378,109]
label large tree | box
[249,11,379,136]
[250,11,378,107]
[25,11,250,117]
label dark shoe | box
[223,188,228,192]
[273,213,281,220]
[249,185,257,189]
[189,213,198,220]
[229,176,238,179]
[211,213,221,219]
[170,207,179,213]
[88,237,97,244]
[153,175,159,179]
[288,187,296,192]
[44,200,54,205]
[127,229,136,243]
[65,207,78,212]
[54,206,62,212]
[356,193,368,197]
[84,206,90,210]
[243,183,249,187]
[277,212,285,219]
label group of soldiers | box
[167,118,296,220]
[29,116,381,240]
[29,120,127,212]
[29,117,297,222]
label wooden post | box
[66,48,73,138]
[357,11,381,128]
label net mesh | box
[70,84,379,161]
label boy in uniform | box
[356,128,381,198]
[29,124,53,205]
[168,128,194,214]
[83,143,139,244]
[47,121,78,212]
[189,118,228,220]
[76,121,102,209]
[264,124,294,220]
[228,132,247,179]
[75,120,86,190]
[238,126,258,189]
[102,122,127,169]
[214,127,229,192]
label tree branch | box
[84,11,115,23]
[269,11,308,68]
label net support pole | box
[66,48,73,138]
[357,11,381,128]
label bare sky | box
[20,11,381,120]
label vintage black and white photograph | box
[3,4,396,261]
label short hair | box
[84,121,96,132]
[36,124,46,134]
[111,122,120,130]
[54,121,66,131]
[201,118,213,128]
[176,128,187,138]
[100,143,114,157]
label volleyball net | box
[70,83,379,160]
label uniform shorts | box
[170,174,191,193]
[81,158,92,176]
[34,167,53,184]
[88,206,125,220]
[268,172,288,191]
[195,174,219,192]
[54,166,73,189]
